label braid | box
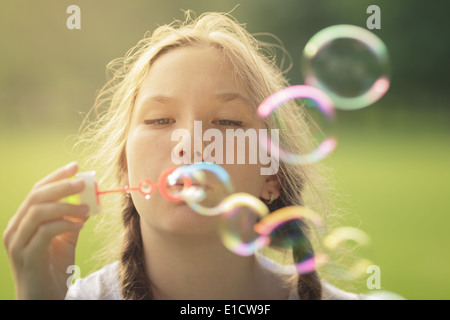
[297,270,322,300]
[265,192,323,300]
[119,198,153,300]
[292,230,322,300]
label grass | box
[0,126,105,300]
[322,111,450,299]
[0,109,449,300]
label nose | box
[171,120,206,164]
[176,149,203,163]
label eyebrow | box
[139,92,255,108]
[214,92,254,107]
[140,94,177,105]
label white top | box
[65,261,364,300]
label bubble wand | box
[68,166,192,215]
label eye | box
[215,119,243,127]
[144,118,175,126]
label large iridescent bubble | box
[257,85,337,165]
[301,24,390,110]
[218,193,270,256]
[253,206,328,275]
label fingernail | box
[65,161,78,171]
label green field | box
[1,110,449,300]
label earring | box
[266,192,275,205]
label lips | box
[173,183,210,191]
[171,183,208,205]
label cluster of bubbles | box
[258,24,391,164]
[115,161,403,299]
[166,163,373,278]
[96,25,402,299]
[255,24,398,299]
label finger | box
[4,178,85,247]
[33,161,79,189]
[4,162,80,240]
[25,219,84,262]
[27,178,86,205]
[11,202,90,251]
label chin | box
[149,201,222,236]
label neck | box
[140,223,292,300]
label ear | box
[260,174,281,202]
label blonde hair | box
[77,11,336,299]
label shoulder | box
[65,261,122,300]
[320,280,365,300]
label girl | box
[3,12,362,300]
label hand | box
[3,162,90,299]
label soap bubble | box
[301,24,390,110]
[257,85,337,165]
[169,162,235,216]
[218,193,270,256]
[253,206,328,275]
[323,226,371,250]
[322,226,373,280]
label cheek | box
[223,163,266,197]
[208,134,268,198]
[126,129,175,221]
[125,128,174,186]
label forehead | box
[136,45,251,104]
